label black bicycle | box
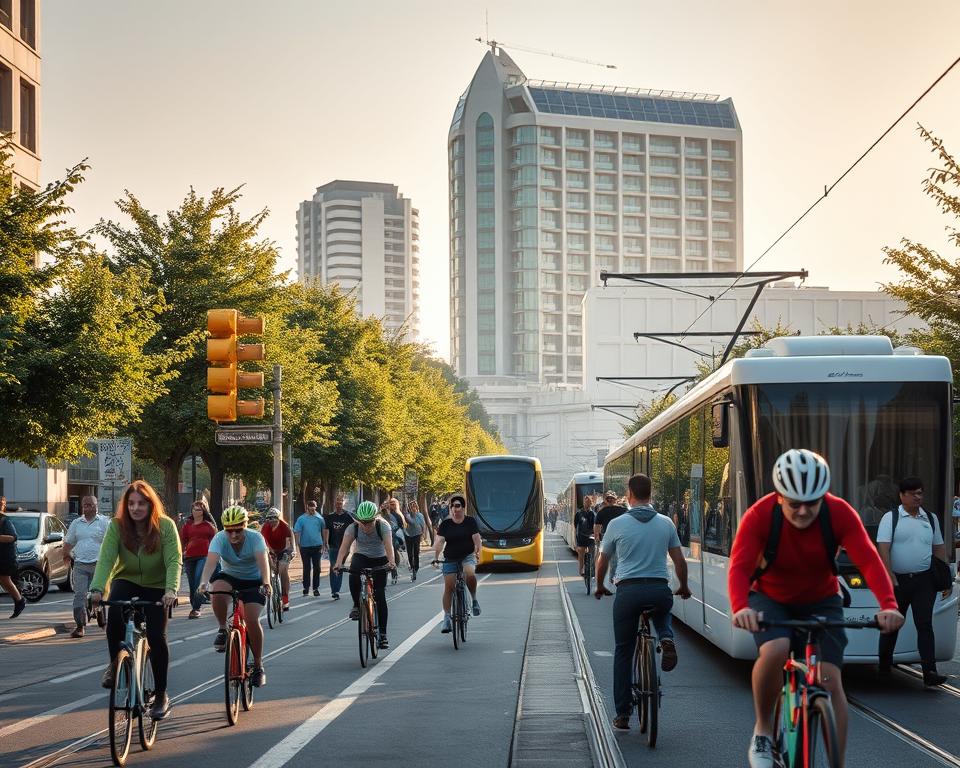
[633,608,661,747]
[266,552,286,629]
[433,559,469,649]
[339,564,392,667]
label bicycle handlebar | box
[337,565,394,574]
[758,617,880,630]
[100,598,164,607]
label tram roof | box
[466,455,542,472]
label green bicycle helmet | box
[221,505,249,528]
[355,501,378,521]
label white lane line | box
[282,609,321,625]
[0,691,104,739]
[593,650,613,657]
[248,610,444,768]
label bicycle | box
[632,608,661,748]
[209,589,258,725]
[758,616,879,768]
[433,559,469,650]
[583,538,595,595]
[100,598,173,767]
[339,564,391,668]
[266,553,285,629]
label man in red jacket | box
[728,449,903,768]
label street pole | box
[286,442,294,518]
[191,454,197,500]
[272,365,283,521]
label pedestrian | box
[876,476,951,685]
[952,494,960,537]
[63,495,110,636]
[294,500,326,596]
[384,499,405,584]
[179,498,218,619]
[324,494,353,600]
[403,500,426,581]
[88,480,181,720]
[0,496,26,619]
[593,491,628,543]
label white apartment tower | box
[0,0,40,191]
[297,180,421,339]
[449,49,743,386]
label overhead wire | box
[679,54,960,341]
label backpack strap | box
[751,504,784,582]
[818,498,838,576]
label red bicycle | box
[209,590,256,725]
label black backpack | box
[751,499,839,582]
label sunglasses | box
[451,502,463,508]
[783,498,823,511]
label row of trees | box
[0,136,503,513]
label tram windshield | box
[468,460,538,532]
[576,482,603,512]
[746,381,950,542]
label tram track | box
[848,695,960,767]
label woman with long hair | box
[89,480,182,720]
[180,497,217,618]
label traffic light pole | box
[272,365,284,521]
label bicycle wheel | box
[109,650,134,767]
[266,588,275,628]
[643,637,659,748]
[274,575,284,624]
[241,645,254,711]
[584,551,592,595]
[368,597,379,659]
[137,647,159,750]
[358,597,369,668]
[224,630,242,725]
[96,606,106,628]
[451,588,461,650]
[807,696,840,768]
[457,584,467,643]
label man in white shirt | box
[64,495,110,638]
[876,476,950,685]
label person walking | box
[877,476,951,686]
[0,497,26,619]
[324,494,353,600]
[179,498,218,619]
[63,495,110,637]
[294,500,326,596]
[88,481,181,720]
[402,501,426,581]
[384,499,405,585]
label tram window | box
[656,425,680,533]
[679,410,706,545]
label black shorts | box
[576,535,594,549]
[748,591,847,667]
[0,557,17,578]
[214,573,266,606]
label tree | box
[0,137,168,463]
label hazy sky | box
[41,1,960,359]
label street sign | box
[215,426,274,446]
[97,438,132,484]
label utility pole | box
[272,365,284,521]
[286,443,294,518]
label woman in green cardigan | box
[89,480,182,720]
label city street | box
[1,535,959,767]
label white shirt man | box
[64,496,110,637]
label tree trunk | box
[161,447,189,518]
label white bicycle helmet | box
[772,449,830,502]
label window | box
[568,274,587,291]
[623,195,644,213]
[510,125,535,145]
[566,212,588,230]
[595,131,617,149]
[594,152,616,171]
[567,128,588,148]
[0,64,11,132]
[650,218,678,236]
[541,168,560,187]
[650,136,680,155]
[594,214,617,232]
[712,140,735,160]
[567,232,587,251]
[596,235,616,252]
[624,236,644,254]
[685,138,706,156]
[566,150,587,169]
[0,0,10,30]
[595,194,616,212]
[623,174,645,192]
[540,126,559,145]
[623,133,644,152]
[566,191,587,210]
[623,216,643,233]
[540,148,559,166]
[19,79,36,152]
[595,173,616,191]
[566,171,587,189]
[540,189,560,208]
[20,0,35,48]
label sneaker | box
[70,626,85,638]
[660,638,678,672]
[748,734,775,768]
[923,671,948,686]
[411,572,416,582]
[313,588,321,597]
[349,607,359,621]
[283,603,290,612]
[101,664,114,689]
[188,609,201,619]
[612,715,630,731]
[378,634,389,649]
[213,628,228,652]
[303,588,309,596]
[150,692,170,720]
[250,666,266,687]
[282,594,289,606]
[11,598,26,619]
[472,599,481,617]
[441,616,452,634]
[332,592,340,601]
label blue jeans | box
[612,580,674,717]
[183,556,207,611]
[328,547,342,594]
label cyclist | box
[433,494,482,634]
[333,500,395,649]
[198,505,272,688]
[88,480,181,720]
[574,495,596,576]
[595,473,690,731]
[261,507,296,611]
[728,449,904,768]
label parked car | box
[9,510,72,602]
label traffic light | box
[206,309,266,423]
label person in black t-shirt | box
[324,494,354,600]
[0,497,26,618]
[574,495,596,576]
[593,490,628,544]
[433,494,482,634]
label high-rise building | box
[448,48,743,386]
[0,0,40,191]
[296,180,421,339]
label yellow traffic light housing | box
[206,309,266,423]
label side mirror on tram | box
[711,401,729,448]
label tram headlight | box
[522,537,532,545]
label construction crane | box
[475,37,617,70]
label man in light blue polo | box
[595,473,691,731]
[294,500,326,596]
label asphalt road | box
[1,536,958,767]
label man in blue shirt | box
[294,500,326,596]
[595,473,690,731]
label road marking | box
[503,650,517,654]
[0,627,57,642]
[593,650,613,657]
[283,608,321,624]
[0,691,104,739]
[248,610,444,768]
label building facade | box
[449,48,743,386]
[0,0,40,191]
[297,180,421,339]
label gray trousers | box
[72,562,97,626]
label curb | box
[0,622,72,644]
